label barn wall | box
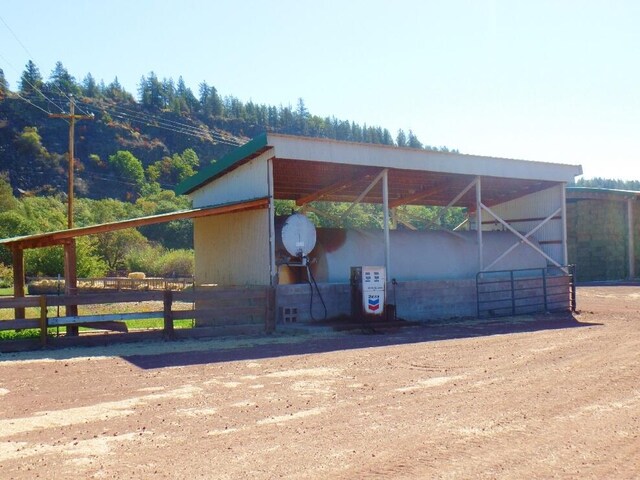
[566,198,630,281]
[190,152,271,208]
[482,184,565,266]
[194,209,270,286]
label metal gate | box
[476,266,576,318]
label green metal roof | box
[175,133,269,195]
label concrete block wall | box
[276,279,478,324]
[566,199,629,281]
[276,283,351,323]
[392,279,477,320]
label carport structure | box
[177,133,582,323]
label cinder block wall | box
[276,279,478,324]
[566,199,629,281]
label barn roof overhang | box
[176,134,583,209]
[0,197,269,250]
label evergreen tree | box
[407,130,423,149]
[46,61,81,96]
[396,129,407,147]
[138,72,163,109]
[19,60,44,95]
[0,68,8,99]
[81,73,99,98]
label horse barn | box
[175,133,583,326]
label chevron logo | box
[368,295,380,311]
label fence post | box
[542,268,548,312]
[39,295,48,347]
[163,290,174,339]
[510,271,515,316]
[570,265,577,312]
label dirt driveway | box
[0,286,638,479]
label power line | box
[0,15,92,117]
[78,100,243,146]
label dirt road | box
[0,286,638,479]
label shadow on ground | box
[0,313,600,367]
[124,313,600,370]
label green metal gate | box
[476,266,576,318]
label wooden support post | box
[12,245,25,320]
[163,290,174,339]
[39,295,48,347]
[64,240,79,336]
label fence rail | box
[0,286,274,348]
[27,276,194,293]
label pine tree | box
[81,73,99,98]
[407,130,423,149]
[46,61,80,96]
[396,129,407,147]
[0,68,7,99]
[19,60,44,95]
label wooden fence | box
[27,276,194,294]
[0,286,275,349]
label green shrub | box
[155,249,194,277]
[125,245,193,277]
[0,263,12,288]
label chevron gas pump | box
[350,266,386,319]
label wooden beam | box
[12,246,25,320]
[295,172,375,206]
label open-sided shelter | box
[176,133,582,324]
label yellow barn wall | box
[194,209,271,286]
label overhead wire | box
[87,99,242,145]
[77,99,243,146]
[0,14,92,116]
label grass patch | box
[0,300,196,341]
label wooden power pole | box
[49,95,93,335]
[49,94,93,229]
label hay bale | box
[127,272,146,280]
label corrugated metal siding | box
[484,185,565,265]
[194,209,270,286]
[190,152,271,208]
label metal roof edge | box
[566,186,640,198]
[266,133,583,174]
[175,133,269,195]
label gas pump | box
[350,266,386,320]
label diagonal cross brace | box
[481,203,565,271]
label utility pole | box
[49,94,93,228]
[49,95,93,336]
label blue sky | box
[1,0,638,180]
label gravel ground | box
[0,285,638,479]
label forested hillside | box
[0,61,453,201]
[0,60,459,281]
